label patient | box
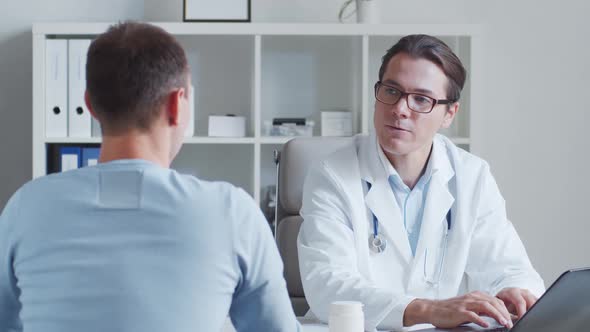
[0,22,299,332]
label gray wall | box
[0,0,143,203]
[1,0,589,287]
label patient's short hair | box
[86,21,189,134]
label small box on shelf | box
[208,115,246,137]
[263,118,314,137]
[321,110,353,137]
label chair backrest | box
[275,136,352,316]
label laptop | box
[419,268,590,332]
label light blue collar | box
[376,141,436,192]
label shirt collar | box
[376,139,437,191]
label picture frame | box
[183,0,251,22]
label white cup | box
[329,301,364,332]
[356,0,380,24]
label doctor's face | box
[374,53,458,158]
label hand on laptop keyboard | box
[406,292,513,329]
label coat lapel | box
[407,137,456,293]
[359,133,413,266]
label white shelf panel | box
[45,137,101,144]
[44,137,256,144]
[33,23,481,37]
[259,136,298,145]
[449,137,470,145]
[44,136,468,145]
[184,137,255,144]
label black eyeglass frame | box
[374,81,455,114]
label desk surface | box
[223,317,501,332]
[222,317,454,332]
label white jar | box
[329,301,364,332]
[356,0,380,24]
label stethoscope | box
[366,181,452,255]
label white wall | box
[0,0,143,205]
[1,0,589,286]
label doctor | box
[297,34,545,332]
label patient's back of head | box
[86,21,189,135]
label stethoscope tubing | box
[366,181,452,252]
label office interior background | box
[0,0,588,287]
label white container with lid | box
[329,301,364,332]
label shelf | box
[261,35,363,136]
[45,137,101,144]
[259,136,297,144]
[34,23,482,37]
[44,136,468,145]
[184,137,255,144]
[44,137,256,144]
[177,35,255,137]
[33,22,479,203]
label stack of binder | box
[49,146,100,173]
[46,39,93,138]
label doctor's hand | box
[496,287,538,319]
[403,291,513,329]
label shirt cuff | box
[372,295,417,331]
[490,276,546,298]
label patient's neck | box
[99,129,172,168]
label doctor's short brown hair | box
[86,21,189,134]
[378,34,467,103]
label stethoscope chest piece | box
[369,234,387,253]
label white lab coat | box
[297,133,545,332]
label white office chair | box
[274,136,353,316]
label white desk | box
[223,317,438,331]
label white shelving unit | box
[32,23,481,208]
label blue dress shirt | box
[377,146,434,256]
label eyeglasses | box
[374,81,455,114]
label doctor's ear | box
[441,102,459,129]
